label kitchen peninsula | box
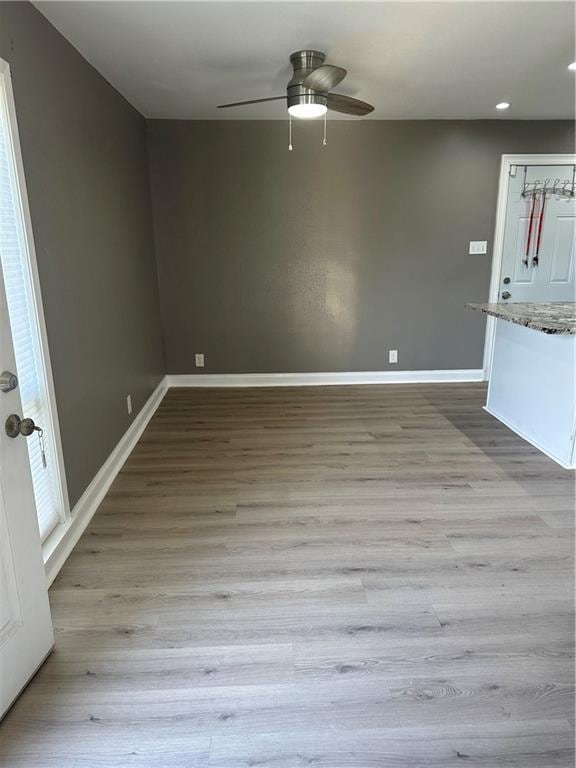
[468,302,576,469]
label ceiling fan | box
[217,50,374,118]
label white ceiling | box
[35,1,575,120]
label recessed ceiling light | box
[569,62,576,71]
[495,102,511,110]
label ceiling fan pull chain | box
[288,113,293,151]
[323,112,327,146]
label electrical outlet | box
[195,353,205,368]
[389,349,398,364]
[126,394,132,415]
[469,240,488,255]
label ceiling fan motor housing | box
[287,50,328,111]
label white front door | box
[499,164,575,301]
[0,259,53,718]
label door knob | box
[5,414,41,438]
[0,370,18,393]
[501,291,511,300]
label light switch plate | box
[469,240,488,255]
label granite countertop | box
[466,301,576,335]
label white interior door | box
[0,260,53,719]
[499,164,575,301]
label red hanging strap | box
[524,192,537,265]
[534,192,546,265]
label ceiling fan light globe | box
[288,103,328,119]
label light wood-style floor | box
[1,384,574,767]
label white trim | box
[484,153,576,378]
[484,405,575,471]
[167,370,484,388]
[44,378,168,586]
[0,58,71,536]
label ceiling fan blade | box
[303,65,347,93]
[217,96,287,109]
[327,93,374,116]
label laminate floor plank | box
[208,721,574,768]
[1,384,573,767]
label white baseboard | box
[166,370,485,387]
[483,405,576,471]
[44,377,168,586]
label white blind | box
[0,77,61,542]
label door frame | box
[0,58,71,566]
[483,153,576,379]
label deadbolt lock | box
[0,370,18,393]
[503,277,511,285]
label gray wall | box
[0,3,165,506]
[147,119,574,374]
